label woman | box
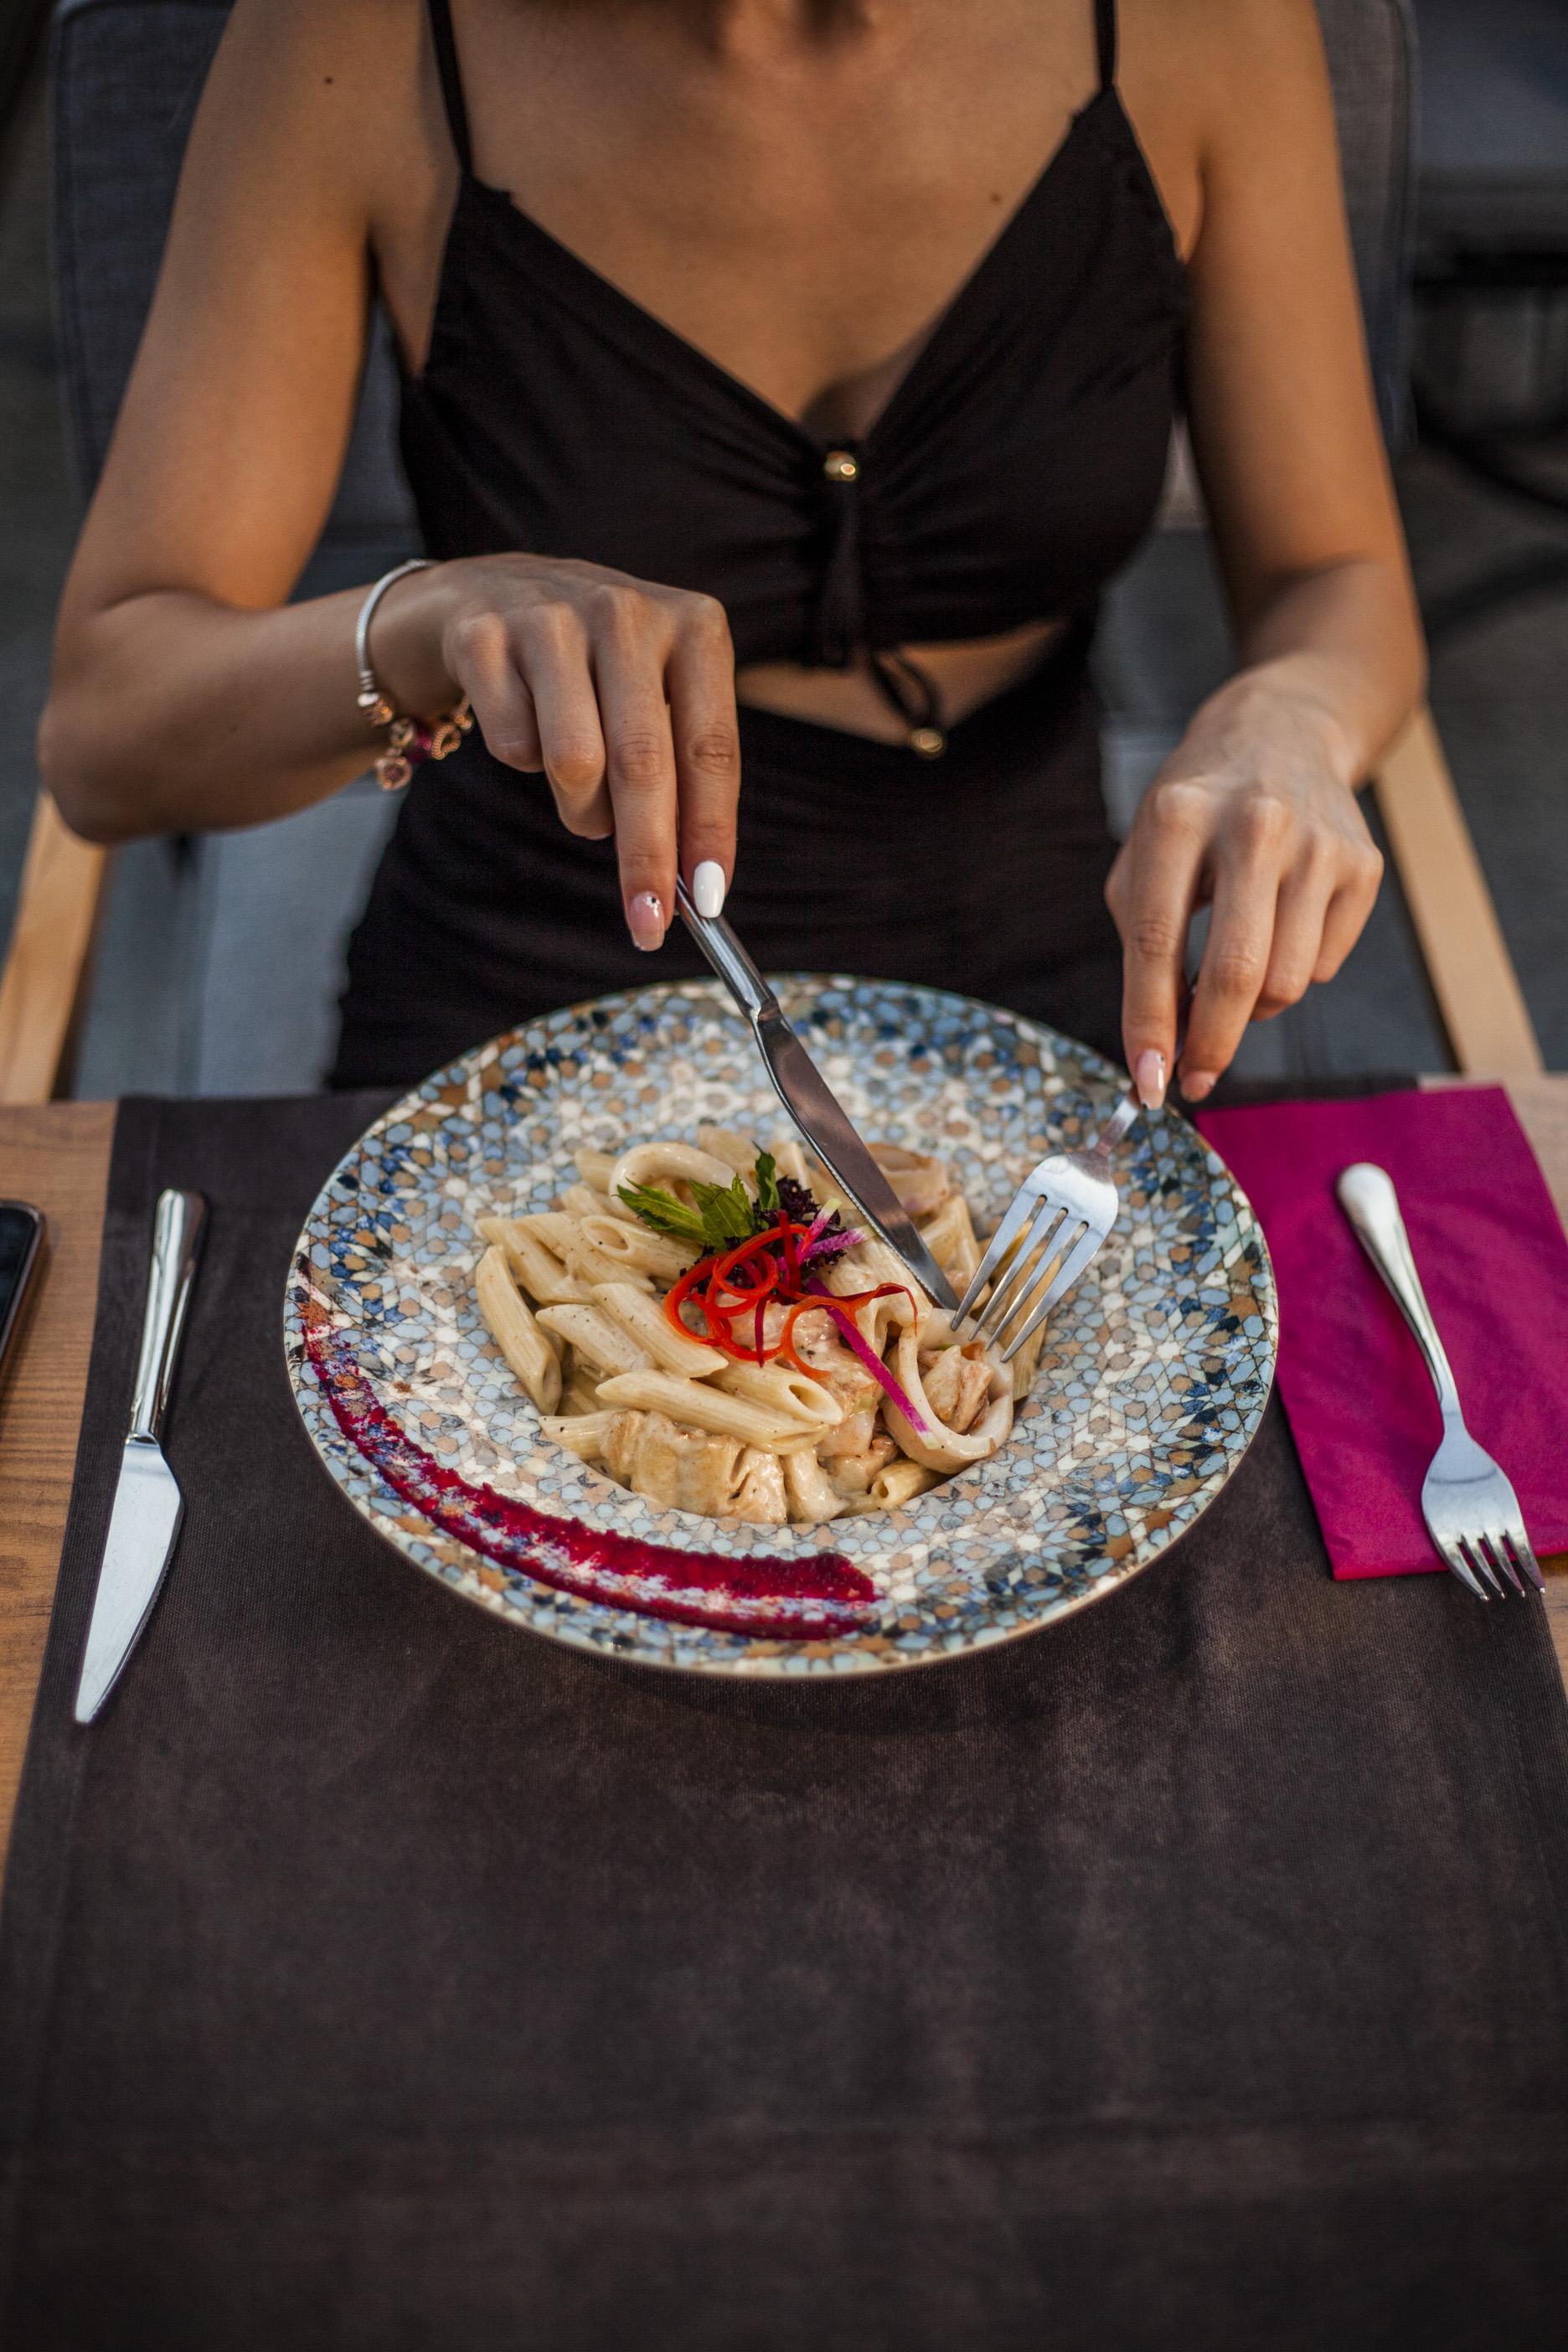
[39,0,1421,1102]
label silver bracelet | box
[353,557,435,726]
[353,557,472,791]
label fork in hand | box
[952,1086,1143,1362]
[1336,1161,1544,1600]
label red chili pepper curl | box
[659,1227,927,1429]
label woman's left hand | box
[1106,677,1385,1106]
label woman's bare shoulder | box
[196,0,449,236]
[1138,0,1335,127]
[1125,0,1331,109]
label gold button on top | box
[823,449,859,483]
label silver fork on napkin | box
[75,1188,207,1721]
[1336,1161,1543,1601]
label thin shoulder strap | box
[1094,0,1117,90]
[426,0,474,177]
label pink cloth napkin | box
[1194,1086,1568,1577]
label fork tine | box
[1503,1524,1545,1594]
[1483,1531,1524,1596]
[1436,1534,1490,1600]
[969,1201,1067,1347]
[1001,1218,1105,1364]
[972,1204,1071,1354]
[953,1189,1039,1327]
[1460,1536,1504,1600]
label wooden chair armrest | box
[1371,705,1544,1079]
[0,792,110,1105]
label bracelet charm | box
[353,559,472,791]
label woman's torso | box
[333,0,1197,1084]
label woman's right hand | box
[378,553,741,947]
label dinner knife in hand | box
[74,1188,207,1725]
[674,879,961,1313]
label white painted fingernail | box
[692,860,726,920]
[1183,1069,1219,1103]
[1133,1050,1168,1110]
[627,891,665,952]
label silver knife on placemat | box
[74,1188,206,1724]
[675,880,960,1314]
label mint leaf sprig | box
[618,1150,783,1256]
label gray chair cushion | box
[1318,0,1419,449]
[74,781,400,1098]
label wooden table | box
[3,1087,1565,1872]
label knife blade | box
[74,1188,206,1725]
[674,883,961,1314]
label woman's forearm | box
[39,565,461,844]
[1107,552,1423,1105]
[40,546,745,953]
[1219,554,1426,788]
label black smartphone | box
[0,1201,47,1391]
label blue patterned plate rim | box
[283,975,1277,1678]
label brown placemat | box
[2,1091,1566,2350]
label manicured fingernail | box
[692,859,726,920]
[1133,1049,1168,1110]
[1183,1069,1219,1102]
[627,891,665,951]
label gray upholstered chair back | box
[1320,0,1417,446]
[51,0,1427,1093]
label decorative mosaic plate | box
[286,978,1276,1677]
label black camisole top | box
[334,0,1191,1085]
[403,0,1189,746]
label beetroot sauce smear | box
[302,1307,875,1640]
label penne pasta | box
[917,1191,981,1288]
[477,1215,591,1307]
[558,1374,607,1418]
[594,1370,818,1454]
[590,1281,726,1376]
[1009,1315,1050,1400]
[541,1411,616,1460]
[713,1358,845,1430]
[610,1141,737,1201]
[537,1302,652,1380]
[694,1126,757,1176]
[868,1458,941,1509]
[871,1143,952,1220]
[576,1212,696,1284]
[513,1210,582,1255]
[475,1245,562,1414]
[783,1447,850,1523]
[768,1137,813,1189]
[564,1228,658,1292]
[477,1130,1054,1525]
[556,1182,610,1220]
